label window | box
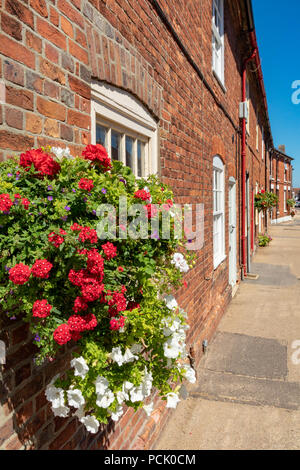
[212,0,224,85]
[284,161,288,182]
[246,76,250,135]
[256,112,259,151]
[262,128,264,160]
[213,155,225,269]
[284,188,287,213]
[91,82,158,177]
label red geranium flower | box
[109,315,125,331]
[101,242,117,259]
[0,193,13,212]
[82,144,112,172]
[70,223,83,232]
[81,281,104,302]
[20,148,60,177]
[83,313,97,331]
[31,259,53,279]
[78,178,94,191]
[68,314,87,332]
[9,263,31,285]
[134,189,151,201]
[73,296,88,313]
[48,229,66,248]
[53,324,71,345]
[32,299,52,318]
[21,198,30,210]
[78,227,98,244]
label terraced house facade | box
[0,0,292,450]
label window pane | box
[111,130,121,161]
[137,140,145,177]
[96,125,107,146]
[126,136,134,169]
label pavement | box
[154,214,300,450]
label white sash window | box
[213,155,225,268]
[91,82,158,177]
[212,0,224,85]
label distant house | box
[269,145,294,223]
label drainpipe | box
[241,48,257,277]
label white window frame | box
[213,155,225,269]
[246,76,250,135]
[284,187,287,213]
[256,112,259,151]
[270,154,273,179]
[284,161,288,182]
[212,0,225,86]
[91,82,158,177]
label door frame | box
[228,177,237,288]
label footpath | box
[155,215,300,450]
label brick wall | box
[0,0,269,450]
[270,153,293,222]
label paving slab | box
[192,369,300,410]
[201,332,288,380]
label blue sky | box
[252,0,300,187]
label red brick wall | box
[270,155,293,221]
[0,0,269,450]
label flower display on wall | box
[0,144,195,432]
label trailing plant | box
[0,145,195,433]
[287,198,296,208]
[255,190,278,212]
[258,233,272,247]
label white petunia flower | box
[142,367,153,398]
[183,365,196,384]
[162,316,182,337]
[166,392,180,409]
[143,402,154,417]
[178,260,189,273]
[74,406,85,419]
[123,381,134,392]
[45,385,65,408]
[171,253,184,265]
[70,357,89,379]
[130,386,144,403]
[110,405,124,422]
[116,390,128,405]
[123,348,138,363]
[163,337,181,359]
[67,389,85,409]
[51,146,72,161]
[96,389,115,409]
[171,253,189,273]
[164,295,178,311]
[80,415,100,434]
[95,376,109,395]
[52,405,70,417]
[110,347,125,366]
[130,343,143,355]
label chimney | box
[278,145,286,153]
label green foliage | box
[255,191,278,212]
[258,234,272,247]
[287,198,295,208]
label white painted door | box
[229,180,237,287]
